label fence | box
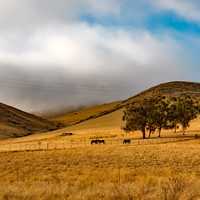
[0,136,193,153]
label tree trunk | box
[142,129,146,139]
[183,127,185,135]
[158,128,162,138]
[148,130,151,138]
[174,124,177,133]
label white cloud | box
[0,0,121,31]
[0,22,187,113]
[0,23,183,73]
[0,0,194,113]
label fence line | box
[0,136,193,153]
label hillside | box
[1,81,200,200]
[52,101,122,126]
[0,103,57,139]
[53,81,200,128]
[2,81,199,140]
[123,81,200,105]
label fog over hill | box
[0,63,185,114]
[0,1,200,113]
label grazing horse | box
[91,140,98,144]
[91,139,105,145]
[123,139,131,144]
[98,139,105,144]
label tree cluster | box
[123,95,200,139]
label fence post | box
[118,167,121,185]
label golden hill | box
[0,103,57,139]
[123,81,200,104]
[1,81,200,199]
[52,81,200,129]
[52,101,122,126]
[1,81,199,140]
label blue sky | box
[0,0,199,112]
[79,0,200,82]
[147,12,200,34]
[80,1,200,35]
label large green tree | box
[170,95,200,134]
[123,96,163,139]
[122,94,200,139]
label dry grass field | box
[1,138,200,200]
[0,108,200,199]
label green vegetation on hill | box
[123,94,200,139]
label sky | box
[0,0,200,114]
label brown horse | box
[91,139,105,145]
[123,139,131,144]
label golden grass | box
[52,101,121,126]
[1,109,199,150]
[1,81,200,198]
[0,106,200,199]
[1,139,200,199]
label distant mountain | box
[52,81,200,126]
[0,103,57,139]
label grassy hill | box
[52,81,200,129]
[52,101,122,126]
[1,81,200,199]
[0,103,57,139]
[123,81,200,105]
[1,81,199,140]
[0,81,200,200]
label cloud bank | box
[0,0,198,114]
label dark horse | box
[123,139,131,144]
[91,139,105,145]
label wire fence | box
[0,136,194,153]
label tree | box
[167,97,180,133]
[123,94,200,139]
[170,95,199,134]
[153,96,170,137]
[123,97,161,139]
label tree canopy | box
[123,95,200,139]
